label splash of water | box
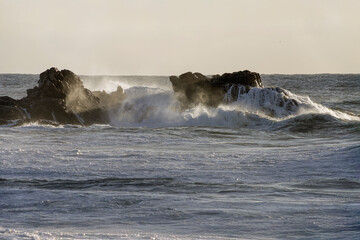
[77,78,360,128]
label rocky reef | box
[0,67,125,126]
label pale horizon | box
[1,0,359,75]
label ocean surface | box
[0,73,359,239]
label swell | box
[272,112,360,133]
[0,177,250,193]
[2,177,360,195]
[291,178,360,190]
[0,177,280,194]
[0,177,174,191]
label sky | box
[0,0,359,75]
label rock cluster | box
[169,70,263,108]
[1,67,298,126]
[0,67,125,126]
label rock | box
[169,70,263,108]
[170,72,211,92]
[24,97,78,124]
[17,67,109,125]
[0,96,27,124]
[211,70,263,88]
[0,67,126,126]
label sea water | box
[0,73,359,239]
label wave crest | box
[225,84,359,121]
[106,85,359,128]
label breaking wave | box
[106,85,359,130]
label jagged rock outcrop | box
[169,70,263,108]
[0,67,126,126]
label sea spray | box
[82,75,172,93]
[109,87,183,127]
[105,84,359,128]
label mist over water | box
[0,73,359,239]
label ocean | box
[0,73,359,239]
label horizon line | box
[0,70,360,77]
[1,71,359,76]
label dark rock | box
[0,67,126,126]
[0,96,27,123]
[169,70,263,108]
[0,96,18,106]
[25,97,78,124]
[17,67,109,125]
[170,72,211,92]
[211,70,263,88]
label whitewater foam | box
[0,227,229,240]
[106,84,359,128]
[224,84,360,121]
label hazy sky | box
[0,0,359,75]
